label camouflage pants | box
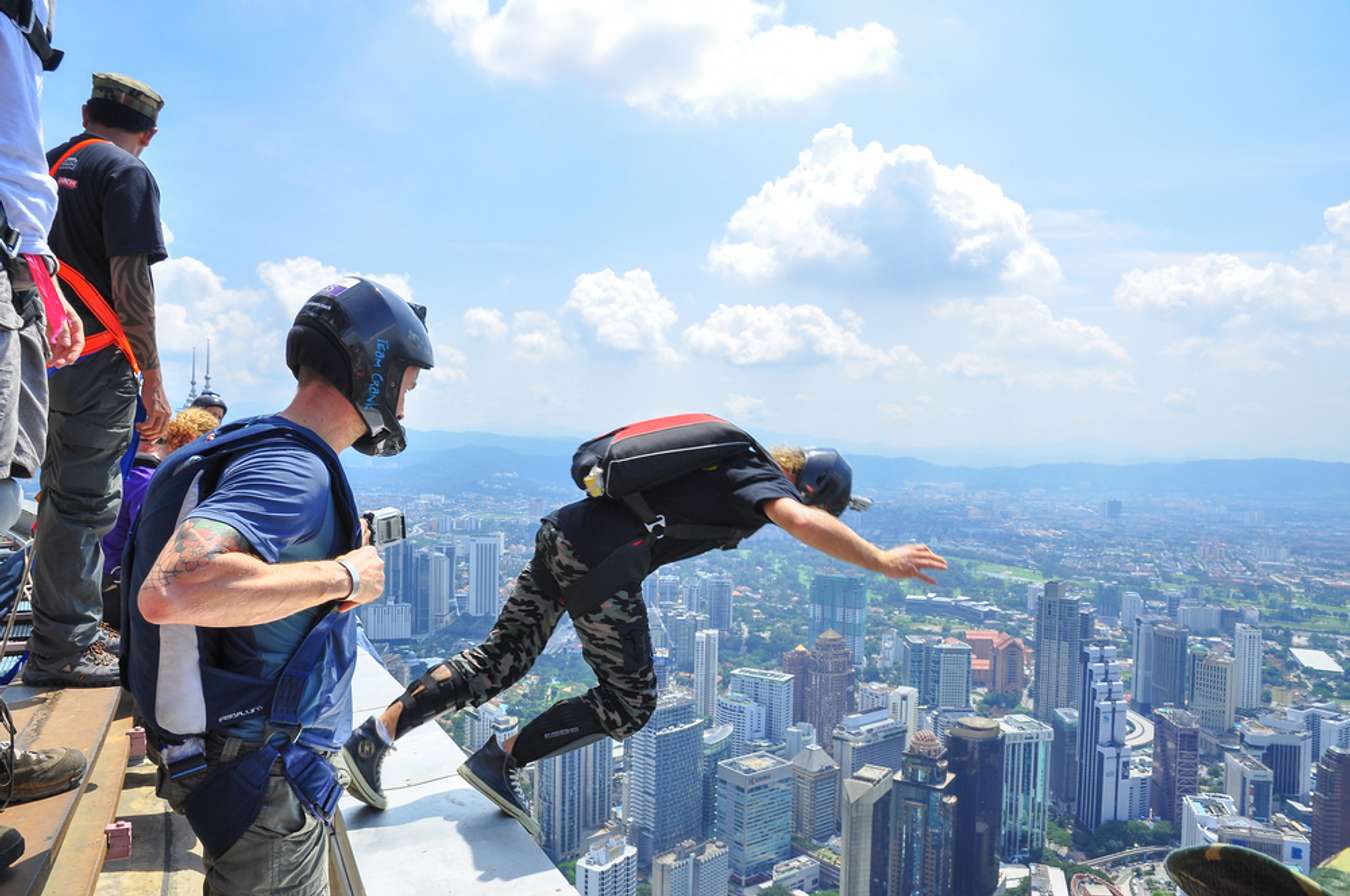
[442,521,657,739]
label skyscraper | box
[537,743,586,861]
[1151,706,1200,823]
[840,765,892,896]
[716,693,767,757]
[668,610,710,674]
[1224,751,1274,822]
[701,725,735,839]
[729,668,795,744]
[699,573,734,635]
[1150,624,1190,710]
[1076,643,1133,832]
[1188,647,1238,734]
[947,717,1004,896]
[716,753,793,888]
[808,631,855,756]
[782,645,814,724]
[385,538,411,601]
[1049,708,1079,814]
[428,549,452,628]
[833,710,908,782]
[625,694,705,866]
[1033,581,1084,722]
[1131,615,1163,713]
[467,534,502,617]
[786,722,817,759]
[888,686,920,751]
[810,574,867,666]
[791,744,839,842]
[694,630,720,720]
[933,639,973,709]
[577,836,638,896]
[1312,746,1350,866]
[998,714,1052,862]
[1234,624,1263,709]
[411,549,433,636]
[888,730,956,896]
[652,840,730,896]
[1240,719,1313,800]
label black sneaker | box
[0,745,86,804]
[21,641,119,687]
[0,826,22,870]
[457,735,540,839]
[335,717,392,810]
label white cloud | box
[510,311,572,362]
[564,268,681,362]
[154,257,276,388]
[708,124,1060,289]
[940,350,1134,391]
[940,352,1010,382]
[1326,200,1350,242]
[419,0,897,117]
[257,257,414,316]
[1164,388,1198,413]
[683,303,920,376]
[463,307,508,340]
[879,396,934,423]
[725,394,766,419]
[933,295,1129,362]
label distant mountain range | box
[343,430,1350,503]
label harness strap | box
[45,140,143,374]
[0,0,63,71]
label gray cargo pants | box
[0,259,48,483]
[28,346,137,665]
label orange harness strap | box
[46,138,141,375]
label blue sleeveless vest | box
[119,417,361,856]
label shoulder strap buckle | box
[644,514,667,539]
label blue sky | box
[39,1,1350,464]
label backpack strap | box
[0,0,63,71]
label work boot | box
[457,735,540,839]
[0,826,22,870]
[0,744,86,804]
[336,717,393,811]
[21,641,120,687]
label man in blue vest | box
[127,278,433,895]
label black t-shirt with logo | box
[46,134,166,338]
[547,452,802,573]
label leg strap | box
[393,664,470,739]
[510,697,608,766]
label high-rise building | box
[1049,708,1080,814]
[1312,746,1350,866]
[1121,591,1144,633]
[716,693,766,758]
[900,635,972,709]
[888,730,956,896]
[888,686,920,751]
[667,610,710,674]
[1151,624,1190,710]
[791,745,839,842]
[537,743,587,862]
[385,538,411,600]
[411,549,433,637]
[694,630,720,720]
[701,725,735,839]
[963,630,1027,695]
[1151,706,1200,823]
[716,753,793,888]
[1234,624,1264,709]
[699,573,734,635]
[786,722,817,759]
[840,765,892,896]
[900,634,939,702]
[1240,719,1313,801]
[857,682,893,713]
[625,694,705,866]
[729,668,795,744]
[1131,615,1162,713]
[651,840,730,896]
[808,631,855,756]
[1033,581,1085,722]
[947,717,1004,896]
[782,645,814,724]
[467,534,502,617]
[1285,705,1350,764]
[577,836,638,896]
[833,710,908,783]
[1224,751,1274,822]
[463,700,515,752]
[1188,648,1238,735]
[1096,582,1122,620]
[810,574,867,666]
[359,601,413,641]
[428,549,452,629]
[998,714,1052,862]
[1076,643,1133,832]
[655,574,681,606]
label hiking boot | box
[0,744,86,804]
[336,717,392,810]
[21,641,120,687]
[96,622,119,654]
[0,826,22,870]
[457,735,540,839]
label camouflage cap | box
[1165,844,1328,896]
[90,73,164,122]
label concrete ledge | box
[342,649,573,895]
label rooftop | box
[1184,792,1240,820]
[724,751,791,775]
[1289,647,1345,674]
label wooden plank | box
[0,683,121,896]
[44,695,134,896]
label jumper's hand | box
[336,545,385,612]
[877,544,947,585]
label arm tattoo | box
[110,254,159,371]
[146,518,250,593]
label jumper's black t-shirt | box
[547,452,802,572]
[46,134,166,338]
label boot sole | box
[5,769,84,805]
[20,670,119,689]
[334,747,389,811]
[456,763,541,839]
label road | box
[1125,709,1154,749]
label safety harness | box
[0,0,62,71]
[120,418,361,856]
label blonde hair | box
[770,446,806,480]
[164,407,221,453]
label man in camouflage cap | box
[24,71,172,687]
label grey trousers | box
[28,347,137,664]
[0,260,48,482]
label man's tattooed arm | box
[110,254,159,371]
[142,519,251,595]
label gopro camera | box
[848,495,874,512]
[363,507,406,548]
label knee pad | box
[0,479,22,534]
[394,663,470,739]
[510,697,607,766]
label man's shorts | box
[0,261,48,480]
